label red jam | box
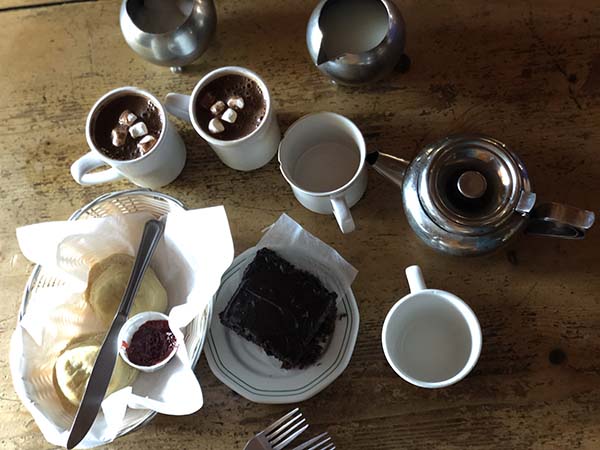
[127,320,177,366]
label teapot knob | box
[457,171,487,199]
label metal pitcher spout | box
[317,45,329,65]
[366,151,410,189]
[314,26,340,65]
[312,0,347,65]
[317,43,345,65]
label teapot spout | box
[366,151,410,188]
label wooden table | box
[1,0,599,448]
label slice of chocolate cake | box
[219,247,337,369]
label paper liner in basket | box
[10,207,234,448]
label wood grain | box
[0,0,95,12]
[1,0,600,449]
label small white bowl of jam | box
[118,311,179,373]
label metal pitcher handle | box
[525,202,595,239]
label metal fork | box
[291,432,336,450]
[244,408,309,450]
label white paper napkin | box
[257,213,358,286]
[10,206,234,448]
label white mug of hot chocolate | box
[164,66,280,171]
[382,266,482,388]
[278,112,368,234]
[70,87,186,189]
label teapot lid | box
[418,135,533,235]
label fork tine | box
[261,408,300,436]
[269,418,307,446]
[290,433,330,450]
[319,445,335,450]
[272,423,309,450]
[265,412,303,441]
[307,437,332,450]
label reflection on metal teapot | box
[367,134,595,256]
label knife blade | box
[67,218,165,449]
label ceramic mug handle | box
[405,265,426,293]
[70,152,124,185]
[330,196,355,234]
[164,93,192,123]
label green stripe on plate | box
[207,252,354,396]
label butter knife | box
[67,218,165,449]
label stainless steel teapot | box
[120,0,216,73]
[367,134,595,256]
[306,0,406,85]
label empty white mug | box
[382,265,482,388]
[71,87,186,189]
[164,66,280,171]
[278,112,368,234]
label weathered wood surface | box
[0,0,93,11]
[1,0,600,449]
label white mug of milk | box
[278,112,368,234]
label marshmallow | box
[210,101,226,116]
[111,126,128,147]
[227,96,245,110]
[137,135,157,154]
[208,118,225,134]
[118,110,137,126]
[199,92,216,110]
[221,108,238,124]
[129,121,148,139]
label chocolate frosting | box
[219,248,337,369]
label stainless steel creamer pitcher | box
[307,0,406,85]
[120,0,216,73]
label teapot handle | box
[525,202,595,239]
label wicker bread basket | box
[18,188,212,439]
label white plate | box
[204,245,359,404]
